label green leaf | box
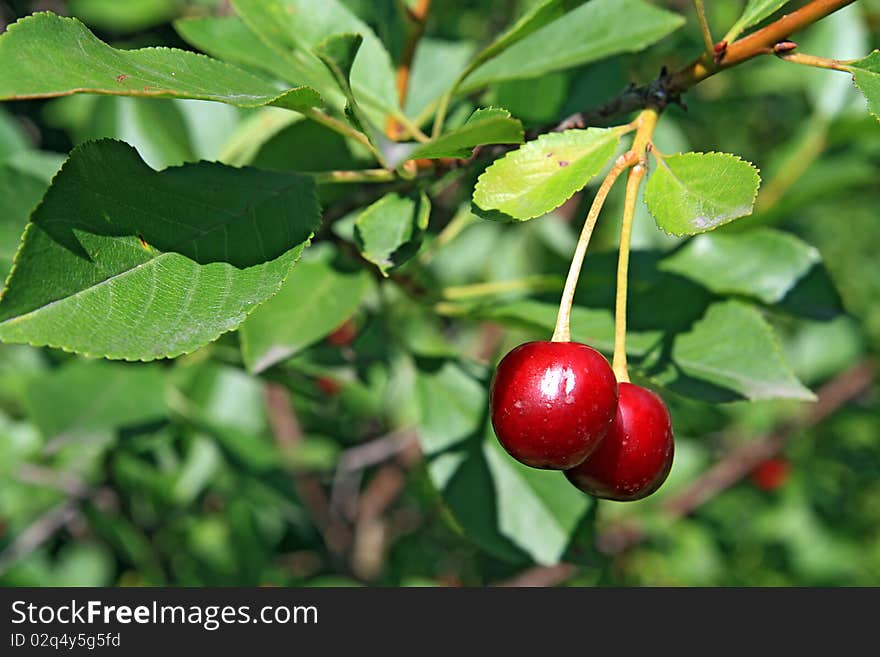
[429,421,593,565]
[415,360,487,455]
[849,51,880,122]
[405,39,476,119]
[407,108,523,160]
[0,13,322,113]
[726,0,790,40]
[0,139,322,361]
[174,16,313,95]
[463,0,591,78]
[645,152,761,236]
[660,228,820,304]
[472,127,621,221]
[313,33,372,137]
[355,192,431,276]
[176,364,279,472]
[240,252,373,373]
[69,0,180,32]
[23,360,168,436]
[0,108,29,159]
[232,0,398,125]
[0,167,48,284]
[667,300,815,401]
[460,0,684,92]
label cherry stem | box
[610,108,658,381]
[775,50,853,72]
[551,149,638,343]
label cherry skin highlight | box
[490,341,618,470]
[565,382,674,501]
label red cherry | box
[490,341,618,470]
[750,458,789,491]
[565,382,673,501]
[316,375,342,396]
[327,319,358,347]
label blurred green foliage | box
[0,0,878,587]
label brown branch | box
[494,563,577,587]
[264,382,351,558]
[662,360,875,520]
[387,0,432,139]
[555,0,857,130]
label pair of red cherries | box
[490,341,674,501]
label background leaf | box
[429,421,593,566]
[0,13,322,112]
[645,152,761,235]
[240,248,373,373]
[726,0,790,40]
[407,108,522,160]
[0,140,322,360]
[24,360,168,436]
[0,167,48,283]
[460,0,684,92]
[663,300,815,402]
[660,228,820,304]
[355,192,430,275]
[849,51,880,122]
[232,0,398,127]
[472,128,620,221]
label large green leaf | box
[0,140,322,360]
[660,229,820,304]
[355,192,431,276]
[667,301,815,401]
[0,13,322,112]
[415,360,487,455]
[407,108,523,160]
[0,167,48,284]
[404,39,476,119]
[849,51,880,122]
[429,421,593,566]
[23,360,168,436]
[173,16,312,95]
[472,127,621,221]
[232,0,398,125]
[69,0,180,32]
[645,152,761,236]
[460,0,684,92]
[451,0,590,92]
[725,0,790,41]
[240,251,373,373]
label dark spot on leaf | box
[546,152,554,158]
[558,160,569,167]
[116,74,128,84]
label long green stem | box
[610,108,657,381]
[311,169,397,184]
[443,275,564,301]
[611,162,646,382]
[694,0,715,57]
[551,150,638,343]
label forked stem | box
[610,108,658,381]
[551,150,639,343]
[611,160,646,382]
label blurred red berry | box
[327,319,358,347]
[316,376,342,396]
[750,458,790,491]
